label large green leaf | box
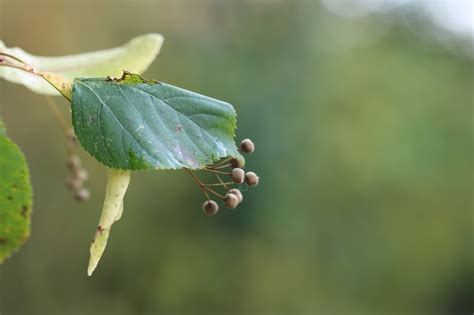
[0,124,33,263]
[71,72,244,170]
[0,33,163,95]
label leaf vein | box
[77,81,161,167]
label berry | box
[75,168,89,182]
[239,139,255,154]
[245,172,259,187]
[228,188,243,204]
[230,168,245,184]
[73,188,90,202]
[67,155,81,169]
[202,200,219,216]
[224,193,239,209]
[66,177,81,191]
[230,158,244,169]
[66,129,78,144]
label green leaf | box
[0,33,163,95]
[71,72,244,170]
[0,125,33,263]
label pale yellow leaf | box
[0,33,163,95]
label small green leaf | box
[0,33,163,95]
[71,72,244,170]
[0,125,33,263]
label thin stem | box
[204,182,234,187]
[209,163,231,170]
[204,168,229,175]
[184,168,212,200]
[184,168,204,186]
[0,54,70,101]
[203,187,225,199]
[202,188,210,200]
[0,62,35,74]
[213,157,231,168]
[184,168,226,200]
[215,173,230,190]
[44,96,77,156]
[0,52,29,66]
[45,96,69,132]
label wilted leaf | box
[0,124,33,263]
[0,33,163,95]
[71,72,244,170]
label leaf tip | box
[87,227,109,277]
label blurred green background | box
[0,0,473,314]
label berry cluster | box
[66,154,90,202]
[62,128,91,202]
[186,138,259,216]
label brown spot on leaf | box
[21,205,28,217]
[176,125,183,133]
[0,238,7,245]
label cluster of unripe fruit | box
[65,154,90,202]
[63,128,90,202]
[198,138,259,216]
[63,135,259,212]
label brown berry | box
[66,129,78,144]
[224,193,239,209]
[245,171,259,187]
[230,168,245,184]
[75,168,89,182]
[73,188,90,202]
[66,177,81,191]
[230,158,244,169]
[239,138,255,154]
[202,200,219,216]
[67,155,81,169]
[228,188,243,204]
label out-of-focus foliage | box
[0,1,472,314]
[0,121,32,263]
